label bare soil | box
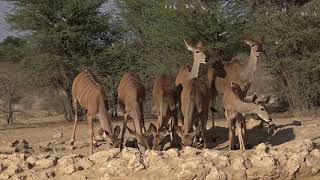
[0,114,320,179]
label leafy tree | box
[244,0,320,110]
[5,0,121,120]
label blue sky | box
[0,0,118,42]
[0,0,17,41]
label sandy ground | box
[0,114,320,179]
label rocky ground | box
[0,115,320,180]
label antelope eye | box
[261,108,265,111]
[196,50,199,53]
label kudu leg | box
[241,116,248,148]
[120,113,128,150]
[236,118,245,150]
[71,98,78,145]
[226,112,236,150]
[87,115,94,155]
[200,113,208,149]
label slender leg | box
[211,95,216,128]
[231,119,236,150]
[201,113,208,148]
[236,117,244,150]
[87,114,94,155]
[226,111,235,150]
[157,101,164,130]
[120,113,128,150]
[179,99,184,126]
[71,98,78,145]
[241,115,248,148]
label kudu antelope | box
[71,70,120,155]
[175,40,210,148]
[208,39,263,126]
[152,74,178,150]
[117,72,153,150]
[175,40,207,125]
[223,81,272,150]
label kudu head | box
[184,40,207,64]
[230,81,272,124]
[150,123,170,151]
[249,94,272,124]
[127,124,156,150]
[244,39,263,57]
[175,125,199,147]
[102,125,122,148]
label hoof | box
[70,140,75,146]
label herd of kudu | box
[70,39,273,155]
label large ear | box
[244,39,254,46]
[184,40,194,51]
[147,123,157,135]
[255,95,270,104]
[127,127,136,136]
[245,93,258,103]
[113,125,121,137]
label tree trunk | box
[6,96,13,125]
[64,85,74,121]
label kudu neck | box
[234,100,257,114]
[189,59,200,79]
[241,48,258,81]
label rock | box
[144,149,162,156]
[311,149,320,158]
[26,156,37,165]
[5,164,22,177]
[128,155,145,171]
[285,153,301,176]
[177,169,196,180]
[0,163,4,172]
[8,139,29,153]
[206,166,227,180]
[53,132,63,139]
[77,157,94,170]
[255,143,269,154]
[121,147,140,159]
[306,154,320,172]
[65,173,87,180]
[250,154,276,169]
[179,157,212,179]
[37,154,50,159]
[34,156,57,169]
[298,139,314,152]
[144,150,163,166]
[10,174,27,180]
[203,149,222,159]
[100,159,127,177]
[164,148,180,157]
[269,149,287,166]
[182,146,200,156]
[60,164,76,175]
[231,157,247,171]
[0,173,10,180]
[89,148,120,163]
[247,154,279,179]
[58,157,74,167]
[38,141,52,148]
[44,171,55,178]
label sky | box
[0,0,119,42]
[0,0,17,41]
